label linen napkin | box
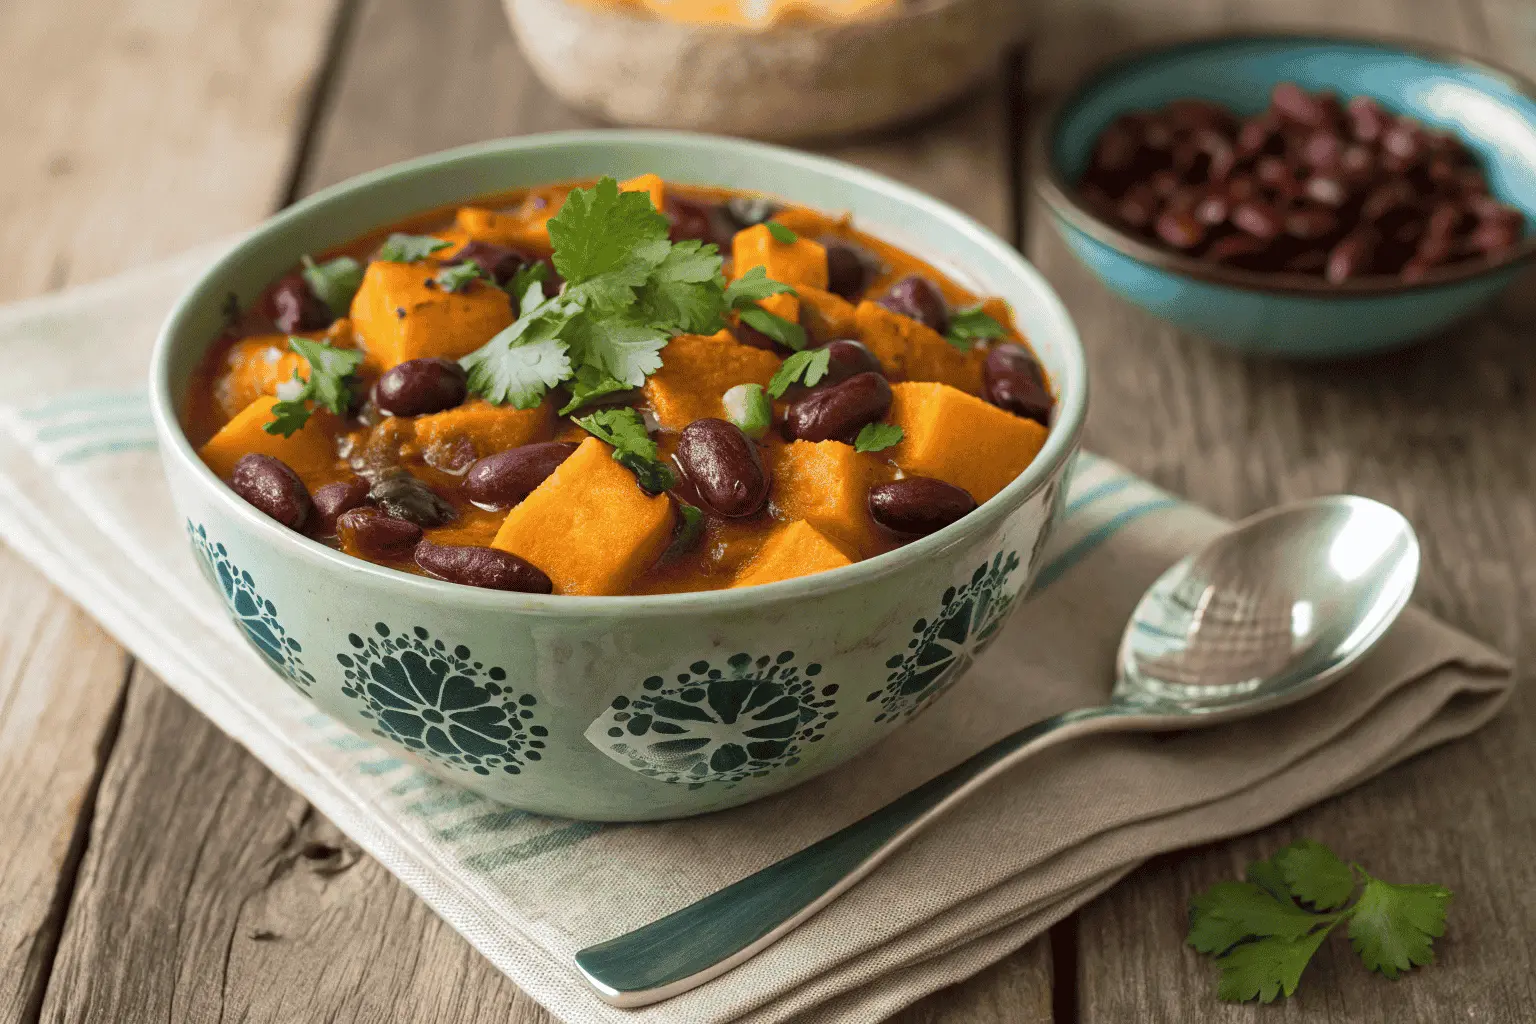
[0,245,1513,1024]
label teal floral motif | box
[586,652,837,787]
[336,623,545,777]
[868,551,1022,723]
[187,522,314,694]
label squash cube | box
[797,285,858,344]
[198,395,337,482]
[768,439,882,556]
[456,200,558,250]
[855,300,985,395]
[732,520,853,589]
[619,173,666,211]
[412,399,556,462]
[732,223,829,325]
[491,437,675,596]
[643,332,781,431]
[350,260,513,372]
[213,335,311,420]
[887,382,1048,504]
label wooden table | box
[3,0,1533,1020]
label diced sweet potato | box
[412,398,556,463]
[732,224,829,325]
[731,520,853,588]
[854,300,985,395]
[980,296,1022,340]
[455,197,563,249]
[491,437,674,596]
[768,208,844,239]
[887,382,1048,503]
[619,172,666,210]
[199,395,338,482]
[768,439,882,556]
[797,285,857,344]
[350,260,513,371]
[213,335,310,420]
[643,332,781,431]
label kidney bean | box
[1226,175,1259,202]
[1304,175,1349,207]
[1300,129,1342,171]
[1141,115,1175,151]
[373,357,468,417]
[666,196,736,249]
[1339,144,1375,182]
[1149,169,1181,197]
[368,470,455,527]
[1382,121,1424,165]
[1326,227,1379,284]
[1362,179,1417,221]
[310,477,370,536]
[783,372,892,443]
[1284,248,1329,274]
[1091,122,1139,174]
[1271,82,1332,128]
[414,540,553,593]
[231,454,312,531]
[336,507,421,558]
[823,239,873,301]
[1195,191,1231,227]
[269,274,333,333]
[817,339,885,388]
[1235,113,1280,160]
[1206,233,1270,265]
[1155,209,1206,249]
[1285,207,1338,241]
[1425,202,1462,241]
[730,320,784,352]
[464,441,579,509]
[675,419,770,518]
[1467,218,1520,256]
[1166,98,1232,132]
[445,240,532,285]
[1196,129,1237,183]
[1232,201,1284,240]
[1346,95,1389,143]
[877,275,950,335]
[982,343,1053,425]
[1115,185,1158,230]
[869,478,978,536]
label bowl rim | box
[150,129,1088,618]
[1033,28,1536,297]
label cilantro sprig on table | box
[459,177,803,415]
[1188,840,1452,1003]
[263,338,364,437]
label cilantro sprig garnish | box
[300,255,365,317]
[1188,840,1452,1003]
[766,221,799,244]
[575,407,676,495]
[767,348,831,398]
[377,233,451,263]
[263,338,364,437]
[853,423,903,453]
[435,260,487,293]
[459,177,801,413]
[944,306,1008,351]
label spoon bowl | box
[575,494,1421,1007]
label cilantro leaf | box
[559,365,633,415]
[1216,929,1333,1004]
[945,306,1008,351]
[664,502,705,559]
[1277,840,1357,911]
[768,347,832,398]
[854,423,903,453]
[1347,875,1451,979]
[459,311,574,409]
[724,266,798,309]
[263,338,364,437]
[1185,881,1328,943]
[637,240,728,333]
[565,312,671,388]
[767,221,799,244]
[1245,853,1294,904]
[507,261,549,302]
[301,255,364,317]
[575,407,675,494]
[435,260,486,293]
[548,176,670,286]
[377,233,451,263]
[739,306,807,351]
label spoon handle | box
[575,703,1138,1007]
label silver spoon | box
[576,494,1420,1007]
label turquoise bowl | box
[1037,34,1536,358]
[149,131,1088,821]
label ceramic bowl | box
[1036,33,1536,358]
[150,131,1087,822]
[504,0,1027,141]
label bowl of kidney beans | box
[1037,34,1536,357]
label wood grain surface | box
[1,0,1533,1020]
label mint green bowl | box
[150,131,1088,821]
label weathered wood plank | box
[0,3,342,1022]
[0,554,129,1024]
[1019,1,1536,1019]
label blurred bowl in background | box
[504,0,1027,141]
[1036,33,1536,359]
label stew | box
[188,175,1055,596]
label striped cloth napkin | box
[0,245,1513,1024]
